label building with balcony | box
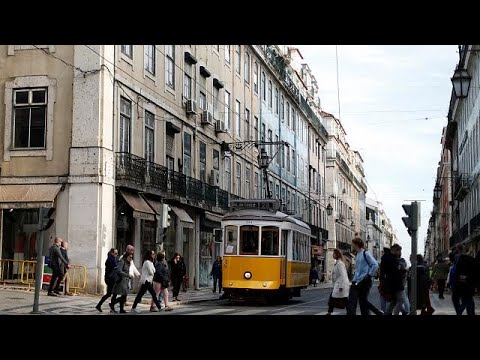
[322,111,368,280]
[445,45,480,256]
[0,45,334,292]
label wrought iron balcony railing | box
[454,173,470,201]
[115,152,243,211]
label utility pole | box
[402,201,421,315]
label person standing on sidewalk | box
[432,255,449,299]
[452,244,476,315]
[130,250,162,313]
[347,238,383,316]
[327,249,350,315]
[54,240,70,295]
[210,256,223,293]
[95,248,118,312]
[385,244,410,315]
[170,253,186,302]
[47,237,70,296]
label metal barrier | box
[0,259,87,294]
[67,265,87,295]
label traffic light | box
[39,207,55,231]
[402,201,421,232]
[161,204,171,228]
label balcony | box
[454,173,470,201]
[469,211,480,237]
[116,152,241,211]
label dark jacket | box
[112,259,130,296]
[48,244,69,272]
[59,247,69,274]
[153,260,170,285]
[169,259,186,279]
[379,251,403,294]
[104,254,118,284]
[309,268,319,281]
[211,260,222,277]
[454,254,477,296]
[407,264,430,309]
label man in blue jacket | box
[347,237,383,315]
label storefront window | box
[199,231,214,287]
[239,225,259,255]
[140,220,156,257]
[224,225,237,255]
[2,209,40,261]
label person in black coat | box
[47,237,70,296]
[210,256,223,292]
[96,248,118,312]
[169,253,186,301]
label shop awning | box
[205,212,223,223]
[171,206,194,228]
[119,190,155,221]
[0,184,62,209]
[142,196,162,214]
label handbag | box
[329,296,347,309]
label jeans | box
[48,268,63,294]
[380,295,387,313]
[347,278,383,315]
[437,279,446,298]
[386,290,410,315]
[97,281,114,307]
[111,294,127,312]
[213,275,222,292]
[458,293,476,315]
[132,280,162,310]
[172,276,182,298]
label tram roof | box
[222,209,310,229]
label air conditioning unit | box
[186,99,197,114]
[209,169,220,187]
[215,120,226,133]
[201,110,213,125]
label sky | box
[295,45,459,262]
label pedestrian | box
[118,245,140,304]
[47,237,70,296]
[378,247,394,313]
[152,252,173,312]
[326,249,350,315]
[110,252,134,313]
[309,266,319,287]
[130,250,162,313]
[210,256,223,293]
[432,254,449,299]
[169,253,186,302]
[385,244,410,315]
[95,248,118,312]
[347,237,383,315]
[54,239,71,295]
[407,254,435,315]
[451,244,476,315]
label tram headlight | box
[244,271,252,279]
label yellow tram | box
[221,199,311,302]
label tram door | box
[281,230,288,285]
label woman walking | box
[327,249,350,315]
[210,256,223,293]
[130,250,162,313]
[110,252,133,313]
[151,252,173,312]
[95,248,118,312]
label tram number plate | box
[246,220,253,224]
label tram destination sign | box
[230,199,281,212]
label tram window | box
[261,226,279,256]
[281,230,288,256]
[240,226,259,255]
[292,232,298,260]
[225,226,238,254]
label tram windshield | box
[261,226,279,255]
[239,226,259,255]
[224,225,238,254]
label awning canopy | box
[119,190,155,221]
[205,212,223,223]
[142,196,162,215]
[171,206,194,228]
[0,184,62,209]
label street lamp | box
[433,185,442,200]
[451,67,471,99]
[326,203,333,216]
[258,148,270,169]
[350,221,355,228]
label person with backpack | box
[347,237,383,315]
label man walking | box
[347,237,383,315]
[47,237,70,296]
[432,255,449,299]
